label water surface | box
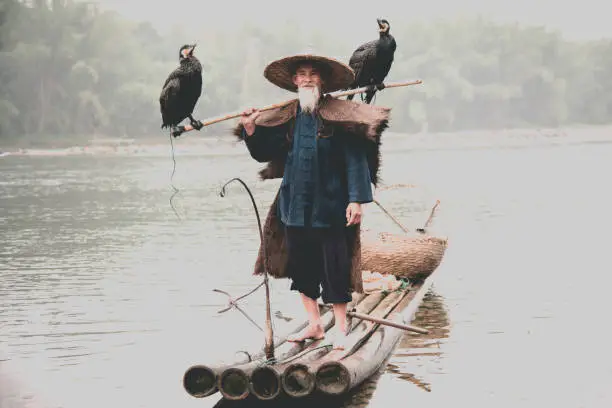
[1,130,611,408]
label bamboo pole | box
[416,200,440,234]
[171,79,423,137]
[346,310,429,334]
[372,199,410,233]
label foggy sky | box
[91,0,607,41]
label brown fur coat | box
[233,96,391,294]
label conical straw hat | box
[263,53,355,93]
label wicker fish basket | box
[360,230,448,281]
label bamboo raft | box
[178,79,437,402]
[182,224,448,402]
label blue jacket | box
[244,105,373,228]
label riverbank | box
[1,124,611,158]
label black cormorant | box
[347,18,396,104]
[159,44,203,132]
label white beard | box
[297,86,320,114]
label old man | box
[235,53,390,349]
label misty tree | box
[0,0,611,145]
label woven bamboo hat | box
[263,53,355,93]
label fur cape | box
[233,96,391,294]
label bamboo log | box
[215,327,329,400]
[278,290,403,398]
[303,287,412,373]
[315,272,436,396]
[217,293,368,401]
[182,292,347,399]
[217,312,333,401]
[182,316,308,398]
[171,79,423,137]
[248,292,388,400]
[317,317,403,396]
[246,292,380,401]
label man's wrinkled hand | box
[240,107,260,136]
[346,202,363,226]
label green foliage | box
[1,1,611,144]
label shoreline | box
[1,124,611,157]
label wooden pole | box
[218,178,275,363]
[347,310,429,334]
[372,199,410,233]
[416,199,440,234]
[171,79,423,137]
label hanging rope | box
[168,130,182,220]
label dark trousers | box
[285,225,352,304]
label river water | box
[1,128,611,408]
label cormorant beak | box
[377,18,387,32]
[189,44,196,55]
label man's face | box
[292,64,324,90]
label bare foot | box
[287,324,325,342]
[331,328,351,350]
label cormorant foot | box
[190,120,203,131]
[171,125,185,138]
[189,115,203,131]
[376,83,386,90]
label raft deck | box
[183,270,438,402]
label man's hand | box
[240,107,260,136]
[346,202,363,226]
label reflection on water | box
[398,289,450,351]
[2,130,612,408]
[386,289,450,393]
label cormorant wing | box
[160,67,185,94]
[348,40,378,84]
[159,74,182,125]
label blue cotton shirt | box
[277,106,373,228]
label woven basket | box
[361,230,448,281]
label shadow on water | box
[209,288,450,408]
[385,288,450,393]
